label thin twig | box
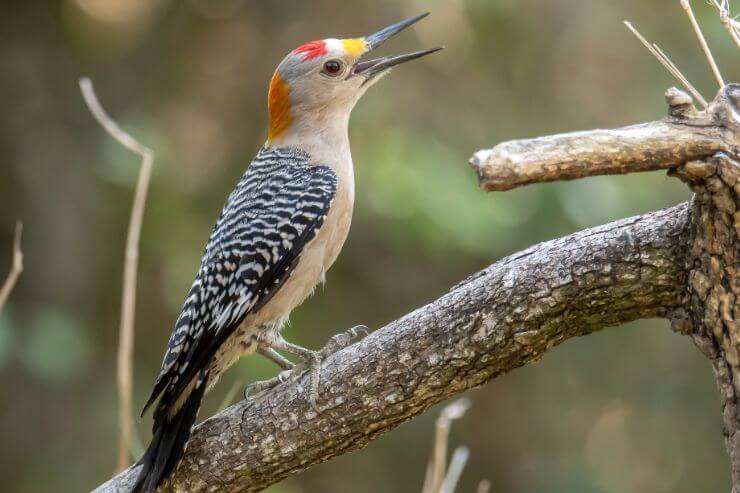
[439,447,470,493]
[653,43,689,83]
[422,460,434,493]
[711,0,740,50]
[424,398,472,493]
[680,0,725,87]
[218,379,243,412]
[0,221,24,312]
[128,418,146,460]
[477,480,492,493]
[624,21,708,107]
[79,77,154,472]
[651,42,711,107]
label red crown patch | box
[294,40,327,61]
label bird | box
[132,12,441,493]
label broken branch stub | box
[470,85,740,191]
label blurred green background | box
[1,0,737,491]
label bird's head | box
[267,13,441,144]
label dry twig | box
[0,221,23,312]
[710,0,740,50]
[624,21,708,107]
[439,447,470,493]
[79,77,154,472]
[477,480,492,493]
[423,398,472,493]
[218,379,243,412]
[681,0,725,86]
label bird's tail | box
[132,373,209,493]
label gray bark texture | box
[95,85,740,492]
[673,152,740,491]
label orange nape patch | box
[342,38,368,59]
[267,71,291,142]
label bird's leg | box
[263,338,322,410]
[316,325,370,359]
[244,325,369,409]
[267,325,369,410]
[243,346,295,400]
[257,345,295,371]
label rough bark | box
[95,204,689,492]
[672,153,740,491]
[95,85,740,492]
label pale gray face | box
[276,38,374,114]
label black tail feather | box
[132,373,208,493]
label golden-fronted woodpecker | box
[133,13,440,493]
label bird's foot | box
[243,369,292,401]
[317,324,369,359]
[246,325,369,411]
[304,325,369,410]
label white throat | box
[269,106,354,181]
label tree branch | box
[94,204,690,492]
[469,86,740,191]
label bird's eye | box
[322,59,344,77]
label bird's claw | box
[308,325,369,411]
[318,324,370,359]
[348,324,370,339]
[243,370,292,401]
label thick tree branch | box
[95,204,689,492]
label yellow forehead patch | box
[342,38,368,59]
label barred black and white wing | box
[133,146,337,493]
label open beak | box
[351,13,443,83]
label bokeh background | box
[1,0,738,491]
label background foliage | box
[1,0,737,491]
